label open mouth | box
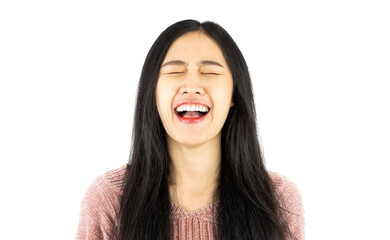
[174,104,210,123]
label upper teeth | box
[176,104,209,112]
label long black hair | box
[117,19,293,240]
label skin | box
[156,31,234,211]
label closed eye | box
[201,72,219,75]
[168,72,185,74]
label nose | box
[179,72,205,95]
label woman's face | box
[156,31,234,147]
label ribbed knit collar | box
[170,201,219,222]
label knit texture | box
[76,165,305,239]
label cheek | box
[212,80,233,117]
[156,82,166,116]
[214,79,233,101]
[156,80,176,115]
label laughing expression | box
[156,31,234,147]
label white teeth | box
[176,104,209,112]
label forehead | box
[163,31,227,65]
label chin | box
[174,135,209,147]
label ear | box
[230,101,234,107]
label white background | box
[1,0,389,239]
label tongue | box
[182,111,202,118]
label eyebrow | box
[200,60,224,68]
[161,60,224,68]
[161,60,186,67]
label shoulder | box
[268,171,301,204]
[268,171,306,240]
[82,164,127,206]
[102,164,128,193]
[76,164,127,239]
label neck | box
[167,134,221,193]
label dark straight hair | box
[117,19,293,240]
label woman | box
[77,19,305,240]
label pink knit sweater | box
[76,165,305,239]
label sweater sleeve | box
[76,175,120,240]
[271,172,306,240]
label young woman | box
[77,19,305,240]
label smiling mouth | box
[173,103,210,123]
